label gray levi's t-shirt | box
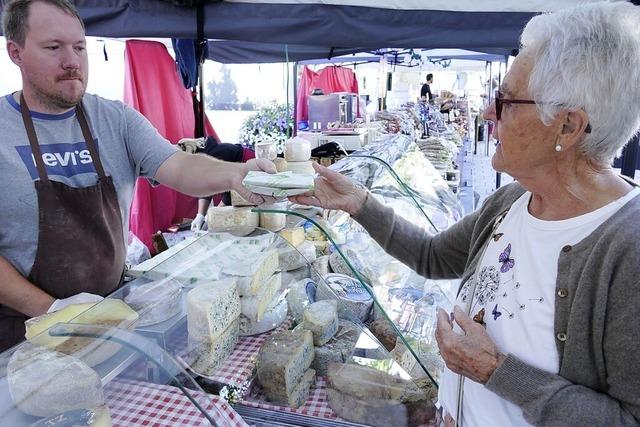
[0,93,178,277]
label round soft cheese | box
[316,273,373,322]
[284,139,311,162]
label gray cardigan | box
[354,182,640,426]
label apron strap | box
[75,103,107,180]
[19,93,49,183]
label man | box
[0,0,274,351]
[420,73,434,102]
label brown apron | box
[0,94,126,351]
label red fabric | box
[296,65,359,124]
[124,40,217,252]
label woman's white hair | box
[521,1,640,164]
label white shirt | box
[438,187,640,427]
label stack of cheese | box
[206,204,259,236]
[230,191,287,233]
[285,137,314,175]
[257,329,315,408]
[326,363,437,427]
[186,278,241,375]
[278,227,317,271]
[225,248,287,336]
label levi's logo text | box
[15,141,98,180]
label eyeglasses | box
[493,90,591,133]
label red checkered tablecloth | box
[176,317,294,388]
[105,378,249,427]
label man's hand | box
[435,306,506,384]
[289,163,368,216]
[233,158,278,205]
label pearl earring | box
[555,144,562,152]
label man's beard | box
[30,73,86,110]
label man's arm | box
[0,256,53,317]
[154,151,276,204]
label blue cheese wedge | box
[240,272,282,322]
[302,300,338,346]
[186,319,239,376]
[312,320,361,376]
[187,278,241,343]
[257,329,314,400]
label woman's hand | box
[435,306,506,384]
[289,163,368,216]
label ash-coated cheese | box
[229,249,279,296]
[316,273,373,323]
[187,319,239,376]
[8,343,105,418]
[310,255,331,283]
[302,300,338,346]
[240,272,282,322]
[278,227,305,248]
[312,320,360,376]
[329,247,375,284]
[239,296,288,336]
[29,406,112,427]
[278,239,317,271]
[286,278,317,322]
[25,299,139,367]
[264,368,316,408]
[187,278,241,343]
[257,329,314,398]
[206,206,259,236]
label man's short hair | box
[426,73,433,82]
[2,0,84,46]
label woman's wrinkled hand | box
[436,306,506,384]
[289,163,368,216]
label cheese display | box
[123,279,182,327]
[302,300,338,346]
[257,329,314,406]
[8,343,105,417]
[273,157,288,172]
[239,296,288,336]
[312,320,360,376]
[329,247,375,284]
[284,138,311,162]
[227,249,279,296]
[230,190,254,207]
[206,206,259,236]
[29,406,112,427]
[286,160,315,175]
[242,171,315,197]
[240,272,282,322]
[286,278,317,322]
[326,362,436,427]
[186,278,241,343]
[310,255,331,283]
[278,239,317,271]
[316,273,374,323]
[186,319,240,376]
[259,211,286,232]
[25,299,139,367]
[278,227,305,248]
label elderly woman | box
[291,2,640,425]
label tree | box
[206,65,238,110]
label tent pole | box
[293,62,298,136]
[198,60,205,137]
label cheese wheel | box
[260,211,286,232]
[206,206,259,236]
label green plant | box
[239,102,294,152]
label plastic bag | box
[126,231,151,268]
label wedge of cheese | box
[240,272,282,322]
[257,329,314,399]
[8,343,105,417]
[207,206,259,236]
[278,227,305,248]
[187,319,239,376]
[265,368,316,408]
[24,299,138,367]
[227,249,279,296]
[278,240,317,271]
[187,278,241,343]
[302,300,338,346]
